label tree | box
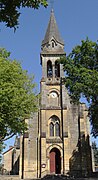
[0,48,38,141]
[60,38,98,137]
[0,142,3,163]
[0,142,4,174]
[92,141,98,166]
[0,0,48,30]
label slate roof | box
[42,9,64,45]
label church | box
[19,9,92,179]
[3,9,93,179]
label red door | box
[50,148,61,174]
[50,151,55,173]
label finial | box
[51,8,54,13]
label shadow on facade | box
[68,134,92,178]
[10,155,20,175]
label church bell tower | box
[40,9,70,176]
[39,9,92,177]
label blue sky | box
[1,0,98,150]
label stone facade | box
[19,10,93,179]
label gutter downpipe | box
[60,77,64,174]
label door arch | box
[50,148,61,174]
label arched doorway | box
[50,148,61,174]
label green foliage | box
[92,141,98,166]
[0,48,38,141]
[0,142,5,173]
[60,38,98,137]
[0,142,3,163]
[0,0,48,29]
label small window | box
[55,122,60,136]
[52,42,54,48]
[50,123,54,136]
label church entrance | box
[50,148,61,174]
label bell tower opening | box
[55,61,60,77]
[50,148,61,174]
[47,60,53,77]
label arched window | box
[49,116,60,137]
[50,123,54,136]
[47,60,53,77]
[55,61,60,77]
[52,42,54,48]
[55,122,60,136]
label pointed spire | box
[42,9,64,45]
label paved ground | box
[0,174,98,180]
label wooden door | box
[50,151,55,173]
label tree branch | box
[0,133,16,142]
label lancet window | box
[50,123,54,136]
[47,60,53,77]
[55,61,60,77]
